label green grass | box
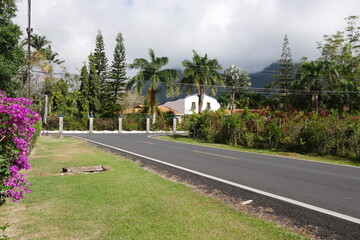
[0,137,309,240]
[157,135,360,167]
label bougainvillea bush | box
[0,92,40,204]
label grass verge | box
[0,136,309,240]
[156,135,360,167]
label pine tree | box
[93,30,110,116]
[78,64,89,117]
[274,34,294,108]
[88,53,101,116]
[111,32,127,101]
[93,30,108,84]
[102,32,127,117]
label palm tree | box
[181,50,223,114]
[293,60,338,112]
[30,34,51,51]
[43,45,64,65]
[127,48,180,123]
[223,65,251,114]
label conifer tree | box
[93,30,110,116]
[111,32,127,101]
[102,32,127,116]
[93,30,108,83]
[78,64,90,117]
[88,53,101,116]
[274,34,294,108]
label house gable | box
[162,94,220,115]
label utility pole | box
[26,0,32,99]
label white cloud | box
[14,0,360,74]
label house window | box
[191,102,196,111]
[206,102,211,110]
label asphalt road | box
[68,133,360,223]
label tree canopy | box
[128,48,179,122]
[0,0,25,96]
[223,65,251,114]
[181,50,223,113]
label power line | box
[18,70,360,96]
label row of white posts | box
[58,115,178,134]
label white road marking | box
[71,135,360,225]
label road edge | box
[71,135,360,240]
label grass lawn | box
[0,137,309,240]
[156,135,360,167]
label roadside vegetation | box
[0,137,309,240]
[0,1,359,234]
[171,109,360,165]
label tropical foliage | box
[185,109,360,160]
[291,16,360,112]
[181,50,223,113]
[0,92,41,204]
[127,48,180,123]
[223,65,251,114]
[1,0,360,169]
[0,0,25,96]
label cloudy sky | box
[13,0,360,75]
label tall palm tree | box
[127,48,180,123]
[181,50,223,114]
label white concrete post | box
[173,117,177,133]
[58,115,64,135]
[89,116,94,133]
[43,95,48,124]
[146,116,151,133]
[118,116,123,133]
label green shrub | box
[267,122,282,149]
[64,117,87,130]
[222,114,244,145]
[152,111,174,131]
[281,117,303,151]
[94,118,117,131]
[188,111,225,143]
[185,110,360,161]
[44,114,59,130]
[122,113,146,131]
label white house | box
[160,94,221,116]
